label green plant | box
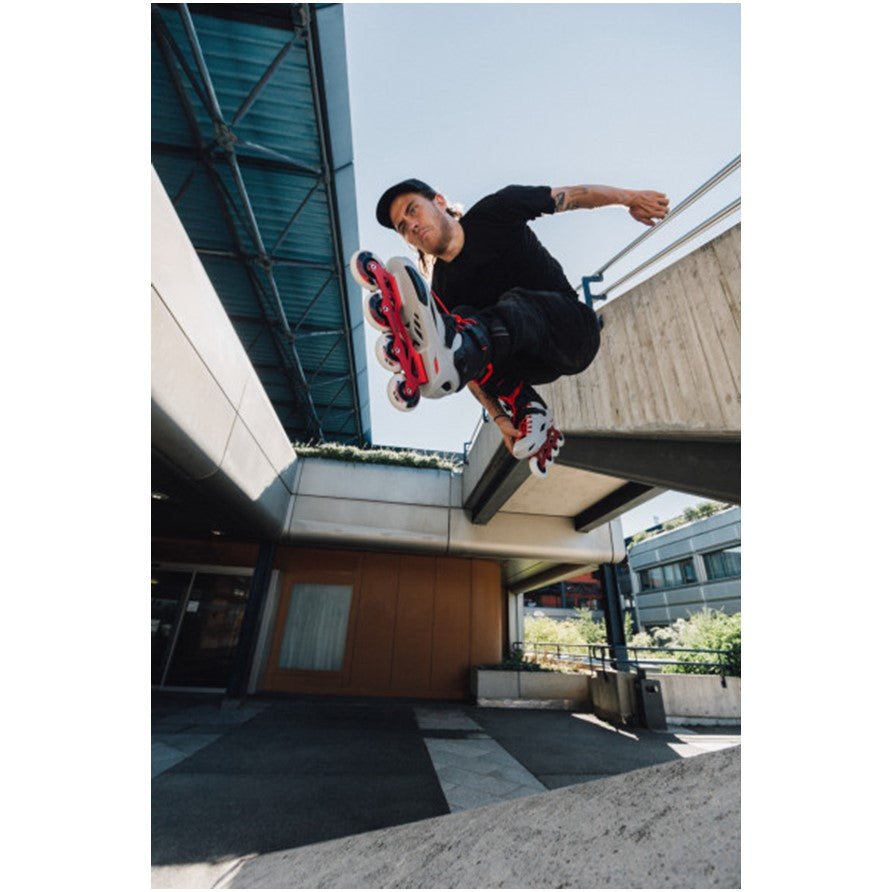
[477,658,551,672]
[292,441,461,472]
[657,609,740,676]
[478,643,551,671]
[573,608,609,645]
[627,501,734,549]
[524,614,590,646]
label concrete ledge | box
[477,698,588,711]
[656,673,741,723]
[472,669,591,710]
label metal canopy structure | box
[151,3,367,445]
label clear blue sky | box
[340,2,740,534]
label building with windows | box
[523,565,633,618]
[627,506,741,628]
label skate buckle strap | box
[475,362,494,386]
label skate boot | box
[351,252,494,410]
[496,382,565,477]
[498,382,552,460]
[529,422,565,478]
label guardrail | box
[517,640,738,682]
[579,155,741,305]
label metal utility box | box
[635,671,667,730]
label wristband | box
[493,413,509,422]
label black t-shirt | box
[431,185,575,311]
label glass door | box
[152,565,252,690]
[151,569,194,686]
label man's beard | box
[426,213,453,258]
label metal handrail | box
[580,155,741,303]
[517,640,738,679]
[599,199,741,296]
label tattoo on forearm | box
[553,187,585,212]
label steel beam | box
[558,435,740,505]
[226,540,276,699]
[232,36,298,126]
[174,3,323,439]
[151,139,321,178]
[463,446,531,525]
[574,482,660,533]
[598,563,630,671]
[303,3,364,445]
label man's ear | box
[433,193,448,210]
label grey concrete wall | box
[542,224,740,439]
[590,669,638,726]
[151,167,298,537]
[658,674,741,724]
[287,457,622,568]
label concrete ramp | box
[224,745,741,889]
[544,224,741,503]
[462,224,740,529]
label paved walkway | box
[151,692,740,888]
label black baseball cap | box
[375,178,437,229]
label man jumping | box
[373,179,669,469]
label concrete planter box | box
[472,668,591,710]
[658,673,741,725]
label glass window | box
[638,558,697,591]
[278,583,353,672]
[703,546,741,580]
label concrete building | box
[151,4,740,703]
[627,506,741,628]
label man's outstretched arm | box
[551,185,669,227]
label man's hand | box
[468,381,522,454]
[627,190,670,227]
[494,413,522,454]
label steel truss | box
[151,3,363,444]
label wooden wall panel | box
[348,553,398,693]
[257,545,503,700]
[389,555,436,694]
[470,560,504,668]
[431,557,472,697]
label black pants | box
[454,288,601,396]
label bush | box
[656,609,741,676]
[478,658,551,672]
[524,614,590,646]
[478,642,551,672]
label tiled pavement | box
[414,707,546,811]
[151,693,740,887]
[151,696,740,811]
[151,698,268,778]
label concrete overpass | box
[463,223,741,529]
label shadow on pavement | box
[152,692,737,871]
